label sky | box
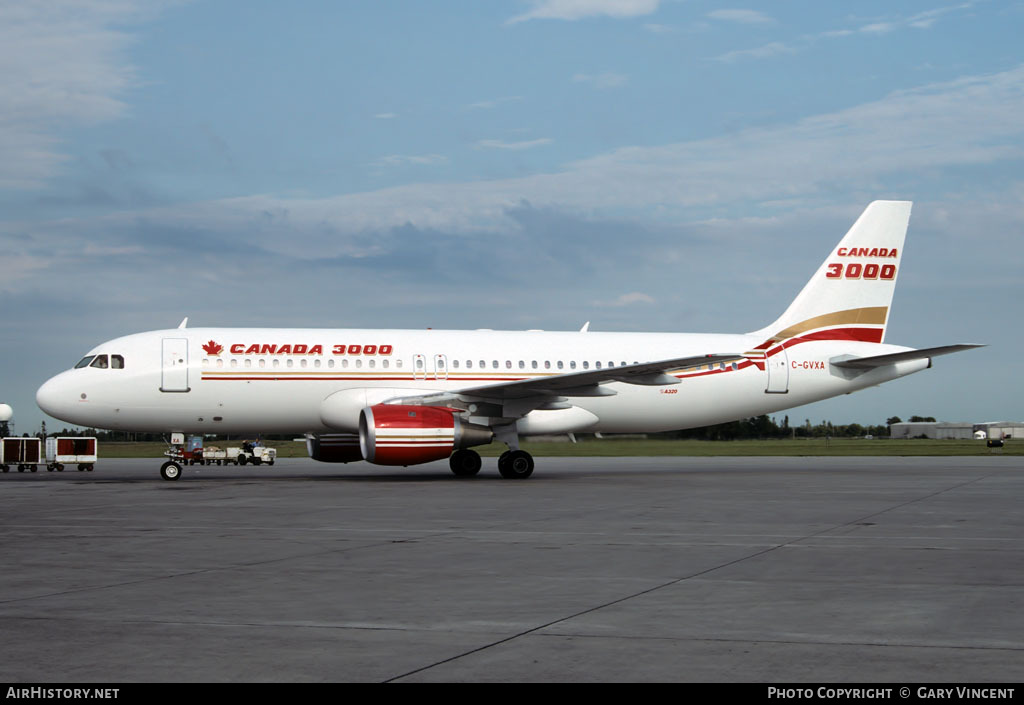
[2,0,1022,435]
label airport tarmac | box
[1,455,1021,683]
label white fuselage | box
[35,326,926,436]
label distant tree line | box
[885,415,936,424]
[653,414,892,441]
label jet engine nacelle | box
[305,433,363,463]
[320,387,443,432]
[358,405,493,466]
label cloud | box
[475,138,553,150]
[0,1,158,190]
[907,3,975,29]
[0,253,50,292]
[373,154,448,166]
[573,72,629,88]
[713,42,797,63]
[717,4,977,63]
[859,22,897,34]
[508,0,660,24]
[643,23,674,34]
[467,96,524,110]
[594,292,657,307]
[15,63,1022,253]
[707,9,775,25]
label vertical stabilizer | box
[749,200,911,349]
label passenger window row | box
[194,356,737,374]
[449,360,640,371]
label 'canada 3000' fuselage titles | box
[36,201,982,480]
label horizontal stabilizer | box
[830,344,985,370]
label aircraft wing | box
[830,344,985,370]
[385,353,745,412]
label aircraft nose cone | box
[36,374,70,420]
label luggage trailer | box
[45,437,98,472]
[1,437,44,473]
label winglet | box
[580,321,590,332]
[178,317,189,329]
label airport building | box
[890,421,1023,440]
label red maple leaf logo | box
[202,340,223,356]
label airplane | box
[36,201,981,481]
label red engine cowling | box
[306,433,364,463]
[359,405,492,466]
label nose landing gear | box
[160,461,182,481]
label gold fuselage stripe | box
[771,306,888,343]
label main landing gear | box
[498,450,534,479]
[449,449,483,477]
[447,448,535,479]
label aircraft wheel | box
[498,450,534,479]
[449,449,482,477]
[160,461,182,481]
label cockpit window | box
[90,355,109,369]
[111,355,124,369]
[75,356,96,369]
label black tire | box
[498,450,534,479]
[238,455,248,466]
[78,464,86,472]
[268,459,274,466]
[17,466,24,473]
[48,465,54,472]
[449,449,482,477]
[56,464,63,472]
[160,461,182,481]
[1,465,8,472]
[30,466,38,473]
[252,457,262,466]
[86,465,94,472]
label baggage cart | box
[1,437,43,473]
[46,437,97,472]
